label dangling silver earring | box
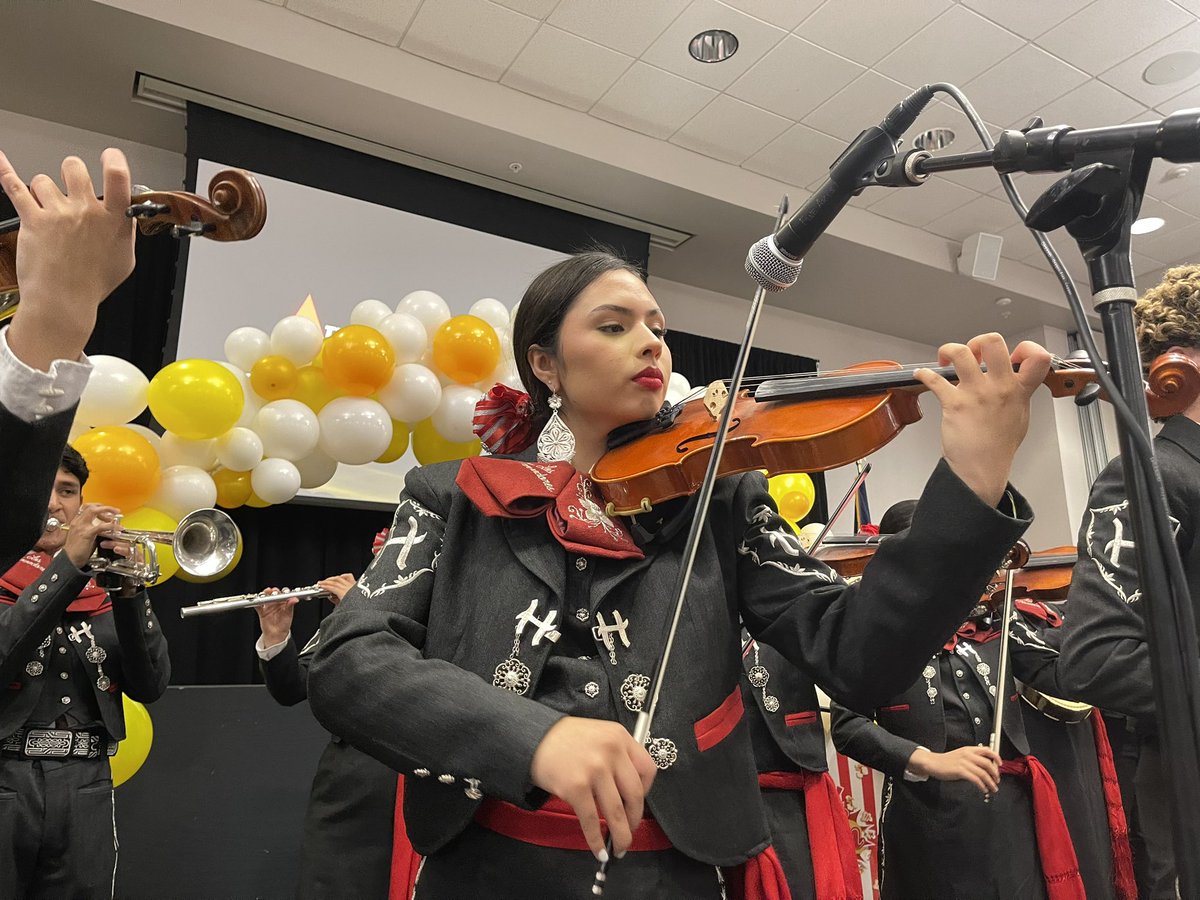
[537,393,576,463]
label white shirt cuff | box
[903,746,931,782]
[0,326,92,423]
[255,634,291,660]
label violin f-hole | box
[676,418,741,454]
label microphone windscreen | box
[745,236,803,292]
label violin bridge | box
[703,381,729,421]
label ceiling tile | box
[1159,81,1200,114]
[286,0,422,44]
[1133,251,1168,274]
[1144,157,1200,205]
[995,218,1042,260]
[640,0,787,91]
[502,26,632,110]
[262,0,285,5]
[1036,0,1192,76]
[925,194,1024,241]
[1022,238,1090,283]
[875,5,1024,89]
[989,171,1067,205]
[1099,21,1200,108]
[959,0,1091,40]
[548,0,689,56]
[671,94,792,163]
[1124,107,1161,124]
[491,0,560,18]
[802,71,914,142]
[592,62,717,139]
[715,0,823,31]
[865,177,980,227]
[906,100,1008,194]
[1131,219,1200,264]
[1139,194,1200,232]
[742,122,848,186]
[402,0,538,78]
[963,45,1088,131]
[1011,80,1146,130]
[727,35,864,120]
[796,0,951,67]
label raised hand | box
[914,333,1052,506]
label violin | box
[0,169,267,321]
[991,545,1076,602]
[811,534,886,579]
[593,351,1200,516]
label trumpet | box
[47,507,242,583]
[179,585,332,619]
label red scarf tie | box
[1089,714,1138,900]
[456,457,643,559]
[999,756,1087,900]
[757,771,863,900]
[0,551,110,615]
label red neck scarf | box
[1000,756,1087,900]
[0,551,110,615]
[944,598,1062,651]
[456,457,643,560]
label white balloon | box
[123,424,162,452]
[76,355,149,426]
[251,458,301,505]
[376,363,442,423]
[509,300,521,325]
[432,385,483,444]
[224,327,271,372]
[350,299,393,328]
[217,362,261,429]
[253,400,320,462]
[151,466,217,520]
[317,397,393,465]
[396,290,450,335]
[215,427,264,472]
[68,419,92,443]
[293,449,339,490]
[497,362,526,392]
[668,372,691,396]
[375,313,427,364]
[469,297,510,330]
[270,316,324,366]
[796,522,826,552]
[159,433,218,470]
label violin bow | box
[591,197,791,894]
[808,461,872,555]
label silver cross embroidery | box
[1104,517,1136,566]
[514,599,560,645]
[592,610,631,655]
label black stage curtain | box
[667,330,829,527]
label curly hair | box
[1136,265,1200,364]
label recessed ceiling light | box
[913,128,955,151]
[1143,50,1200,85]
[688,30,738,63]
[1132,216,1165,235]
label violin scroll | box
[131,169,267,242]
[1146,350,1200,418]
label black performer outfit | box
[308,450,1030,899]
[0,550,169,899]
[830,606,1065,900]
[1059,413,1200,899]
[258,627,396,899]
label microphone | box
[746,87,938,291]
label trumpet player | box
[0,443,170,898]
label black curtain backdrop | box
[667,331,829,529]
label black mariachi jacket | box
[308,456,1030,866]
[743,639,829,774]
[0,551,170,740]
[1059,414,1200,722]
[828,609,1062,777]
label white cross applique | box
[1104,516,1136,567]
[363,515,436,598]
[1084,500,1180,605]
[515,598,561,646]
[592,610,631,654]
[67,622,95,644]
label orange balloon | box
[410,418,480,465]
[375,420,411,463]
[249,355,298,401]
[213,468,252,509]
[74,426,162,511]
[292,365,340,412]
[245,491,271,509]
[431,315,500,385]
[322,326,395,396]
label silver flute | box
[179,585,333,619]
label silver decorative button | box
[584,681,600,698]
[464,778,483,800]
[963,692,971,700]
[50,574,58,583]
[974,717,982,725]
[58,647,67,655]
[575,558,587,571]
[438,774,455,784]
[955,670,964,677]
[147,622,154,630]
[575,608,589,622]
[38,584,47,592]
[25,662,43,677]
[60,672,69,680]
[61,696,71,705]
[30,596,38,603]
[645,737,677,770]
[413,768,430,778]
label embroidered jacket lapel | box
[501,516,566,604]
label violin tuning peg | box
[170,221,213,238]
[1074,382,1102,408]
[125,200,170,220]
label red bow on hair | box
[473,384,535,456]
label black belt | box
[0,727,118,760]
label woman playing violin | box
[307,250,1050,899]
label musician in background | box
[0,150,136,571]
[0,444,170,897]
[1058,263,1200,899]
[254,530,396,899]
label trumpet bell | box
[173,508,241,579]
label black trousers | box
[0,755,116,900]
[760,789,816,900]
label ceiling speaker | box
[957,232,1003,281]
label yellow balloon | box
[411,418,481,465]
[292,365,340,412]
[322,326,395,396]
[111,695,153,788]
[249,355,298,401]
[769,472,816,522]
[74,426,162,512]
[431,315,500,384]
[246,491,271,508]
[213,468,253,509]
[120,507,180,585]
[148,359,245,440]
[375,420,411,463]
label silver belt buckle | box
[24,728,72,757]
